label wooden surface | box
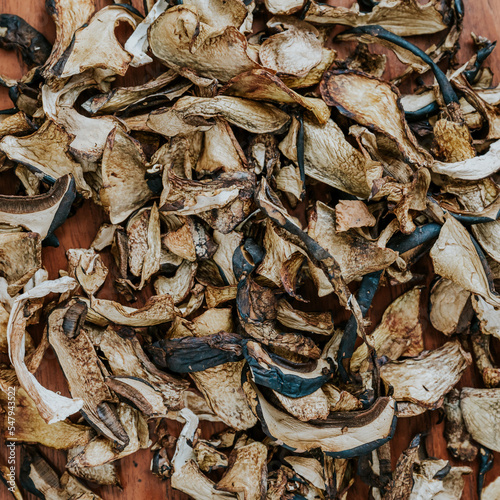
[1,1,500,499]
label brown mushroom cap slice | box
[148,5,260,84]
[279,116,383,199]
[216,442,268,500]
[244,381,396,456]
[320,70,431,167]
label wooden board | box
[0,1,499,499]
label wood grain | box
[0,1,499,499]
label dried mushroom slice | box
[53,6,139,79]
[244,381,396,457]
[89,294,178,326]
[8,276,83,424]
[221,70,330,124]
[47,300,129,447]
[148,96,290,136]
[380,341,471,409]
[283,457,324,491]
[66,402,150,467]
[0,121,90,197]
[67,445,121,486]
[155,261,197,305]
[260,17,325,78]
[43,0,96,77]
[0,232,41,295]
[308,201,398,288]
[305,0,449,36]
[335,200,376,232]
[100,127,152,224]
[460,387,500,452]
[0,386,93,449]
[183,0,250,31]
[273,388,330,422]
[265,0,304,15]
[279,116,382,198]
[350,287,423,372]
[320,70,431,167]
[276,300,334,335]
[216,442,268,500]
[430,214,500,307]
[171,409,236,499]
[67,248,108,296]
[429,278,472,336]
[20,447,102,500]
[148,5,260,84]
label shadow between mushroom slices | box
[243,378,397,457]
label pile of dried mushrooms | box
[1,0,500,498]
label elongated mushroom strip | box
[244,380,396,457]
[148,96,290,137]
[216,442,268,499]
[43,0,97,77]
[351,287,423,372]
[7,276,82,424]
[47,300,129,447]
[53,6,140,79]
[221,70,329,124]
[276,300,334,335]
[305,0,449,36]
[148,5,260,84]
[89,294,178,326]
[431,140,500,179]
[380,341,471,409]
[67,403,150,467]
[430,214,500,307]
[0,121,90,197]
[171,408,236,499]
[100,127,152,224]
[320,70,431,166]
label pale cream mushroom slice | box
[67,445,121,487]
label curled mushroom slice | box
[171,408,237,500]
[308,201,398,290]
[216,442,268,500]
[47,299,129,447]
[155,261,197,305]
[279,116,382,198]
[305,0,449,36]
[183,0,250,31]
[7,276,82,424]
[320,70,431,167]
[276,300,334,335]
[380,341,471,409]
[101,127,152,224]
[148,96,290,136]
[148,5,260,84]
[221,69,329,124]
[0,121,90,197]
[53,5,140,79]
[89,294,178,326]
[351,287,423,372]
[431,140,500,180]
[244,380,396,457]
[243,340,332,398]
[67,402,150,467]
[43,0,97,78]
[429,278,472,336]
[67,248,108,296]
[430,214,500,307]
[0,232,41,295]
[0,385,93,449]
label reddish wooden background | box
[0,1,499,499]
